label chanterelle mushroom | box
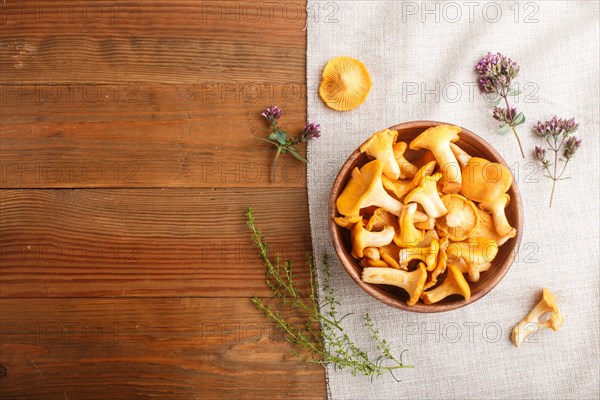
[511,288,564,347]
[366,208,398,232]
[394,203,424,248]
[423,236,450,290]
[333,215,362,230]
[409,125,462,194]
[319,56,372,111]
[336,160,407,217]
[350,221,394,259]
[378,243,402,269]
[460,157,513,203]
[360,129,401,179]
[469,207,516,245]
[450,143,472,169]
[360,258,391,268]
[436,194,480,241]
[421,265,471,304]
[404,173,448,219]
[363,247,380,261]
[382,161,436,200]
[418,229,440,247]
[398,240,439,271]
[480,194,516,237]
[393,141,419,179]
[447,238,499,282]
[362,262,427,306]
[414,217,435,230]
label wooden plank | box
[0,188,316,297]
[0,82,308,124]
[0,83,311,188]
[0,297,326,399]
[0,1,306,84]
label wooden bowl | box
[328,121,523,313]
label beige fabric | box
[306,1,599,399]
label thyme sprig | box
[247,208,412,380]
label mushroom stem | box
[339,72,351,90]
[434,148,461,185]
[446,212,462,228]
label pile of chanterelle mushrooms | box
[335,125,517,306]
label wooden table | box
[0,1,326,398]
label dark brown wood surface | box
[0,1,326,398]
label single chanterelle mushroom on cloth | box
[362,262,427,306]
[319,56,372,111]
[436,194,480,241]
[511,288,564,347]
[421,265,471,304]
[409,125,462,194]
[350,221,394,259]
[460,157,513,203]
[360,129,401,179]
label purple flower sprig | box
[532,116,582,207]
[257,106,320,183]
[476,52,526,158]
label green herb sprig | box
[247,208,412,380]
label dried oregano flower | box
[532,116,582,207]
[476,52,526,158]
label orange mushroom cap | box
[319,56,372,111]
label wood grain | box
[0,188,314,297]
[0,82,309,188]
[0,1,306,84]
[0,0,326,397]
[0,298,326,400]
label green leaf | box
[508,89,521,96]
[494,97,502,105]
[288,147,307,163]
[269,133,277,140]
[497,124,511,134]
[275,130,287,145]
[513,112,525,126]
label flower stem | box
[271,147,282,183]
[549,159,570,208]
[549,178,556,208]
[503,95,525,158]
